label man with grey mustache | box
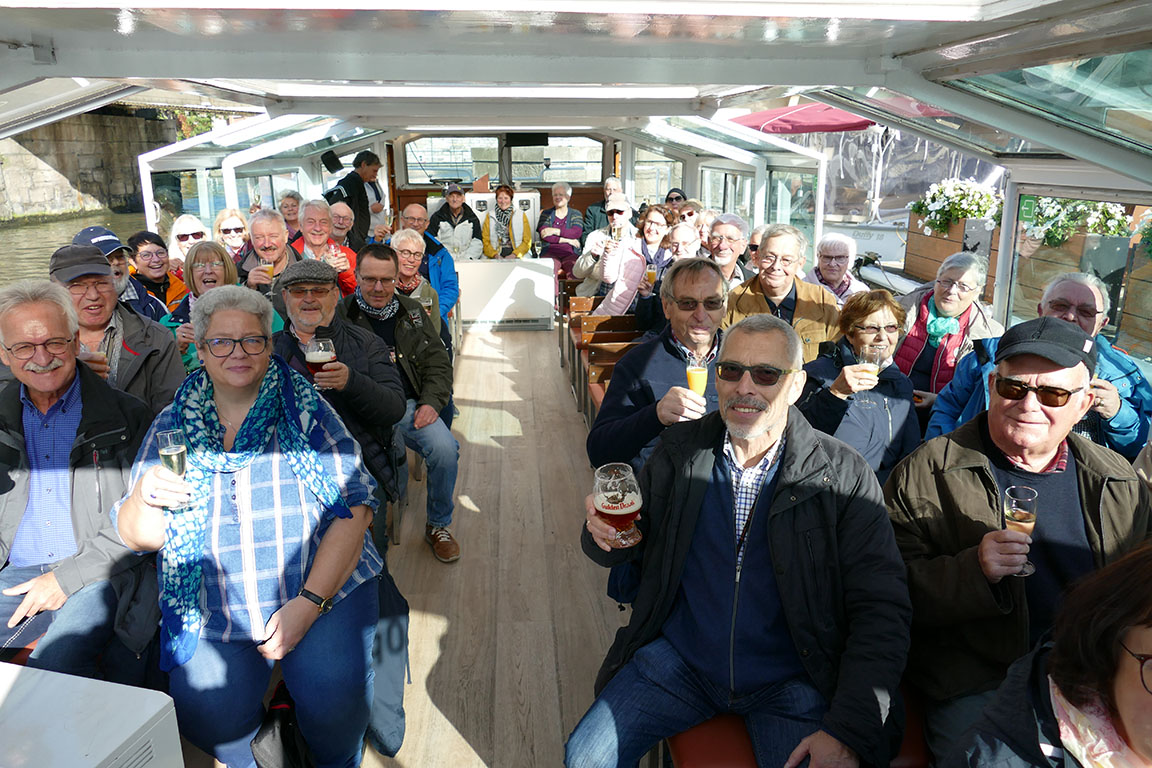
[0,278,158,681]
[569,314,911,768]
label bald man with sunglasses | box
[885,316,1152,763]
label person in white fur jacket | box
[428,183,484,261]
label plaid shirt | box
[116,400,381,644]
[1005,439,1070,474]
[722,433,785,564]
[671,330,720,365]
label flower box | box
[904,212,999,303]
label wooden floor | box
[364,327,625,767]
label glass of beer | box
[1003,485,1038,577]
[305,338,337,388]
[645,264,658,285]
[156,429,188,510]
[859,345,883,375]
[419,295,434,316]
[686,353,707,397]
[593,463,643,548]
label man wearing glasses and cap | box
[570,314,910,768]
[886,315,1152,763]
[663,187,687,211]
[927,271,1152,459]
[73,226,169,322]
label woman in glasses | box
[113,284,382,768]
[798,290,919,484]
[127,230,189,312]
[166,214,211,276]
[948,543,1152,767]
[893,252,1003,427]
[163,240,283,372]
[212,208,251,261]
[803,233,869,308]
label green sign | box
[1018,195,1037,225]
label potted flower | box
[1024,198,1132,247]
[908,178,1003,237]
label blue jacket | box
[799,338,921,486]
[586,325,720,471]
[119,277,168,323]
[927,334,1152,458]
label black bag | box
[251,680,315,768]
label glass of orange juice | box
[686,354,707,396]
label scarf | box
[814,266,852,299]
[494,205,513,246]
[396,273,422,295]
[641,240,671,271]
[158,357,352,671]
[354,288,401,321]
[1050,677,1148,768]
[893,290,975,391]
[926,297,962,345]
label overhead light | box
[116,8,135,36]
[406,125,596,132]
[277,84,699,100]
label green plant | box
[1137,211,1152,259]
[1026,197,1132,247]
[908,179,1003,236]
[158,108,218,140]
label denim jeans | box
[923,689,996,764]
[393,397,459,528]
[169,580,377,768]
[565,637,828,768]
[0,563,117,678]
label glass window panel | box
[951,49,1152,156]
[511,136,603,185]
[405,136,500,185]
[767,170,817,264]
[633,147,682,206]
[700,168,727,212]
[1008,192,1152,379]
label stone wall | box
[0,111,178,222]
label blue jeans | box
[169,580,378,768]
[394,398,459,528]
[565,637,828,768]
[0,563,117,678]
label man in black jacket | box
[334,150,382,248]
[342,244,461,564]
[566,314,911,768]
[273,259,406,497]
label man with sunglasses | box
[36,245,183,416]
[886,315,1152,763]
[927,272,1152,459]
[570,314,911,768]
[663,187,687,211]
[725,222,840,364]
[582,176,624,243]
[572,193,637,299]
[0,279,159,681]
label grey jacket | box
[0,364,160,652]
[113,304,187,416]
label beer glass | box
[644,264,658,285]
[593,463,643,548]
[859,345,883,375]
[1003,485,1038,577]
[305,338,337,388]
[686,352,707,397]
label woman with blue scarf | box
[114,285,382,768]
[892,252,1002,433]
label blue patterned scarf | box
[158,356,352,671]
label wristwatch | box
[298,587,333,615]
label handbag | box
[250,680,316,768]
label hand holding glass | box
[593,463,643,548]
[305,338,337,386]
[686,353,708,397]
[1003,485,1038,577]
[156,430,189,510]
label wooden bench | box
[557,278,583,369]
[583,341,640,429]
[574,319,641,416]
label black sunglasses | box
[716,362,798,386]
[666,195,684,202]
[606,209,627,217]
[994,376,1083,407]
[672,297,724,312]
[748,243,759,253]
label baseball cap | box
[605,193,632,214]
[994,316,1097,375]
[275,259,338,291]
[444,183,465,196]
[73,226,131,258]
[49,245,113,283]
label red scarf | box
[894,292,974,392]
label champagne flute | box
[156,430,188,510]
[686,352,707,397]
[859,345,884,375]
[305,338,337,389]
[1003,485,1038,577]
[593,463,643,548]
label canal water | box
[0,212,148,286]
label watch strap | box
[298,587,333,614]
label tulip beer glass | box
[593,463,643,548]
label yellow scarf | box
[1050,676,1152,767]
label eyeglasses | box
[760,254,799,268]
[401,216,428,224]
[331,215,353,224]
[204,335,269,358]
[748,243,759,253]
[671,296,724,312]
[818,253,850,263]
[175,231,206,243]
[665,195,684,202]
[136,249,168,263]
[716,362,798,387]
[994,375,1084,407]
[853,323,901,335]
[1046,300,1102,320]
[1119,641,1152,696]
[669,241,699,252]
[2,336,73,360]
[191,260,225,272]
[708,234,745,246]
[360,276,395,288]
[396,249,423,260]
[66,279,116,296]
[607,209,628,217]
[219,227,245,235]
[679,211,696,221]
[936,277,977,294]
[285,285,334,298]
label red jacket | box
[291,239,358,296]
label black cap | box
[49,245,112,283]
[994,316,1097,375]
[73,226,131,258]
[665,187,686,202]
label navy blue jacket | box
[586,325,719,471]
[799,338,920,486]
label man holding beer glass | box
[569,315,911,768]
